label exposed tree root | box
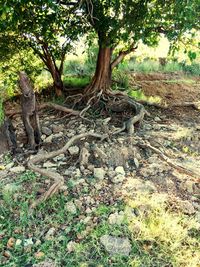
[107,95,147,134]
[139,139,200,183]
[28,132,107,209]
[138,100,200,110]
[6,102,80,117]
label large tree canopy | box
[0,0,81,96]
[77,0,200,99]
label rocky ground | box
[0,72,200,266]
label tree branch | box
[111,44,138,70]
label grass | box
[64,76,90,88]
[126,193,200,267]
[117,58,200,76]
[1,169,200,267]
[129,89,162,104]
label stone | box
[24,238,34,247]
[43,161,57,168]
[53,132,63,138]
[121,178,156,197]
[66,201,77,214]
[79,147,90,166]
[178,200,196,215]
[115,166,125,176]
[108,212,124,225]
[52,124,64,134]
[41,127,52,136]
[100,235,131,256]
[67,241,77,253]
[45,228,56,240]
[134,158,140,169]
[45,135,53,143]
[112,174,125,184]
[53,154,65,162]
[93,168,105,180]
[15,239,22,247]
[5,162,14,169]
[154,116,161,122]
[68,146,80,155]
[10,166,25,173]
[85,207,92,214]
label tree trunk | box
[50,67,64,97]
[84,46,112,99]
[0,117,17,155]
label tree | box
[79,0,199,100]
[0,0,79,96]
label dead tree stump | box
[19,71,41,150]
[0,117,17,155]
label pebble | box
[10,166,25,173]
[41,126,52,136]
[100,235,131,256]
[93,168,105,180]
[66,201,77,214]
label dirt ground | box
[1,72,200,266]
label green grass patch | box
[64,76,90,88]
[129,89,162,104]
[126,193,200,267]
[1,169,199,267]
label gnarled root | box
[6,102,80,118]
[139,139,200,183]
[28,132,107,209]
[107,95,147,135]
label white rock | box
[24,238,34,247]
[67,241,77,253]
[108,212,124,225]
[43,161,57,168]
[115,166,125,176]
[52,124,64,133]
[93,168,105,180]
[112,174,125,184]
[45,135,53,143]
[10,166,25,173]
[5,162,14,169]
[100,235,131,256]
[15,239,22,246]
[41,126,52,136]
[66,201,77,214]
[68,146,80,155]
[45,228,56,240]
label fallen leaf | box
[7,237,15,249]
[34,251,45,259]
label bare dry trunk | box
[49,65,64,97]
[0,117,17,155]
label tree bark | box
[34,42,64,97]
[0,117,17,155]
[50,67,64,97]
[84,46,112,99]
